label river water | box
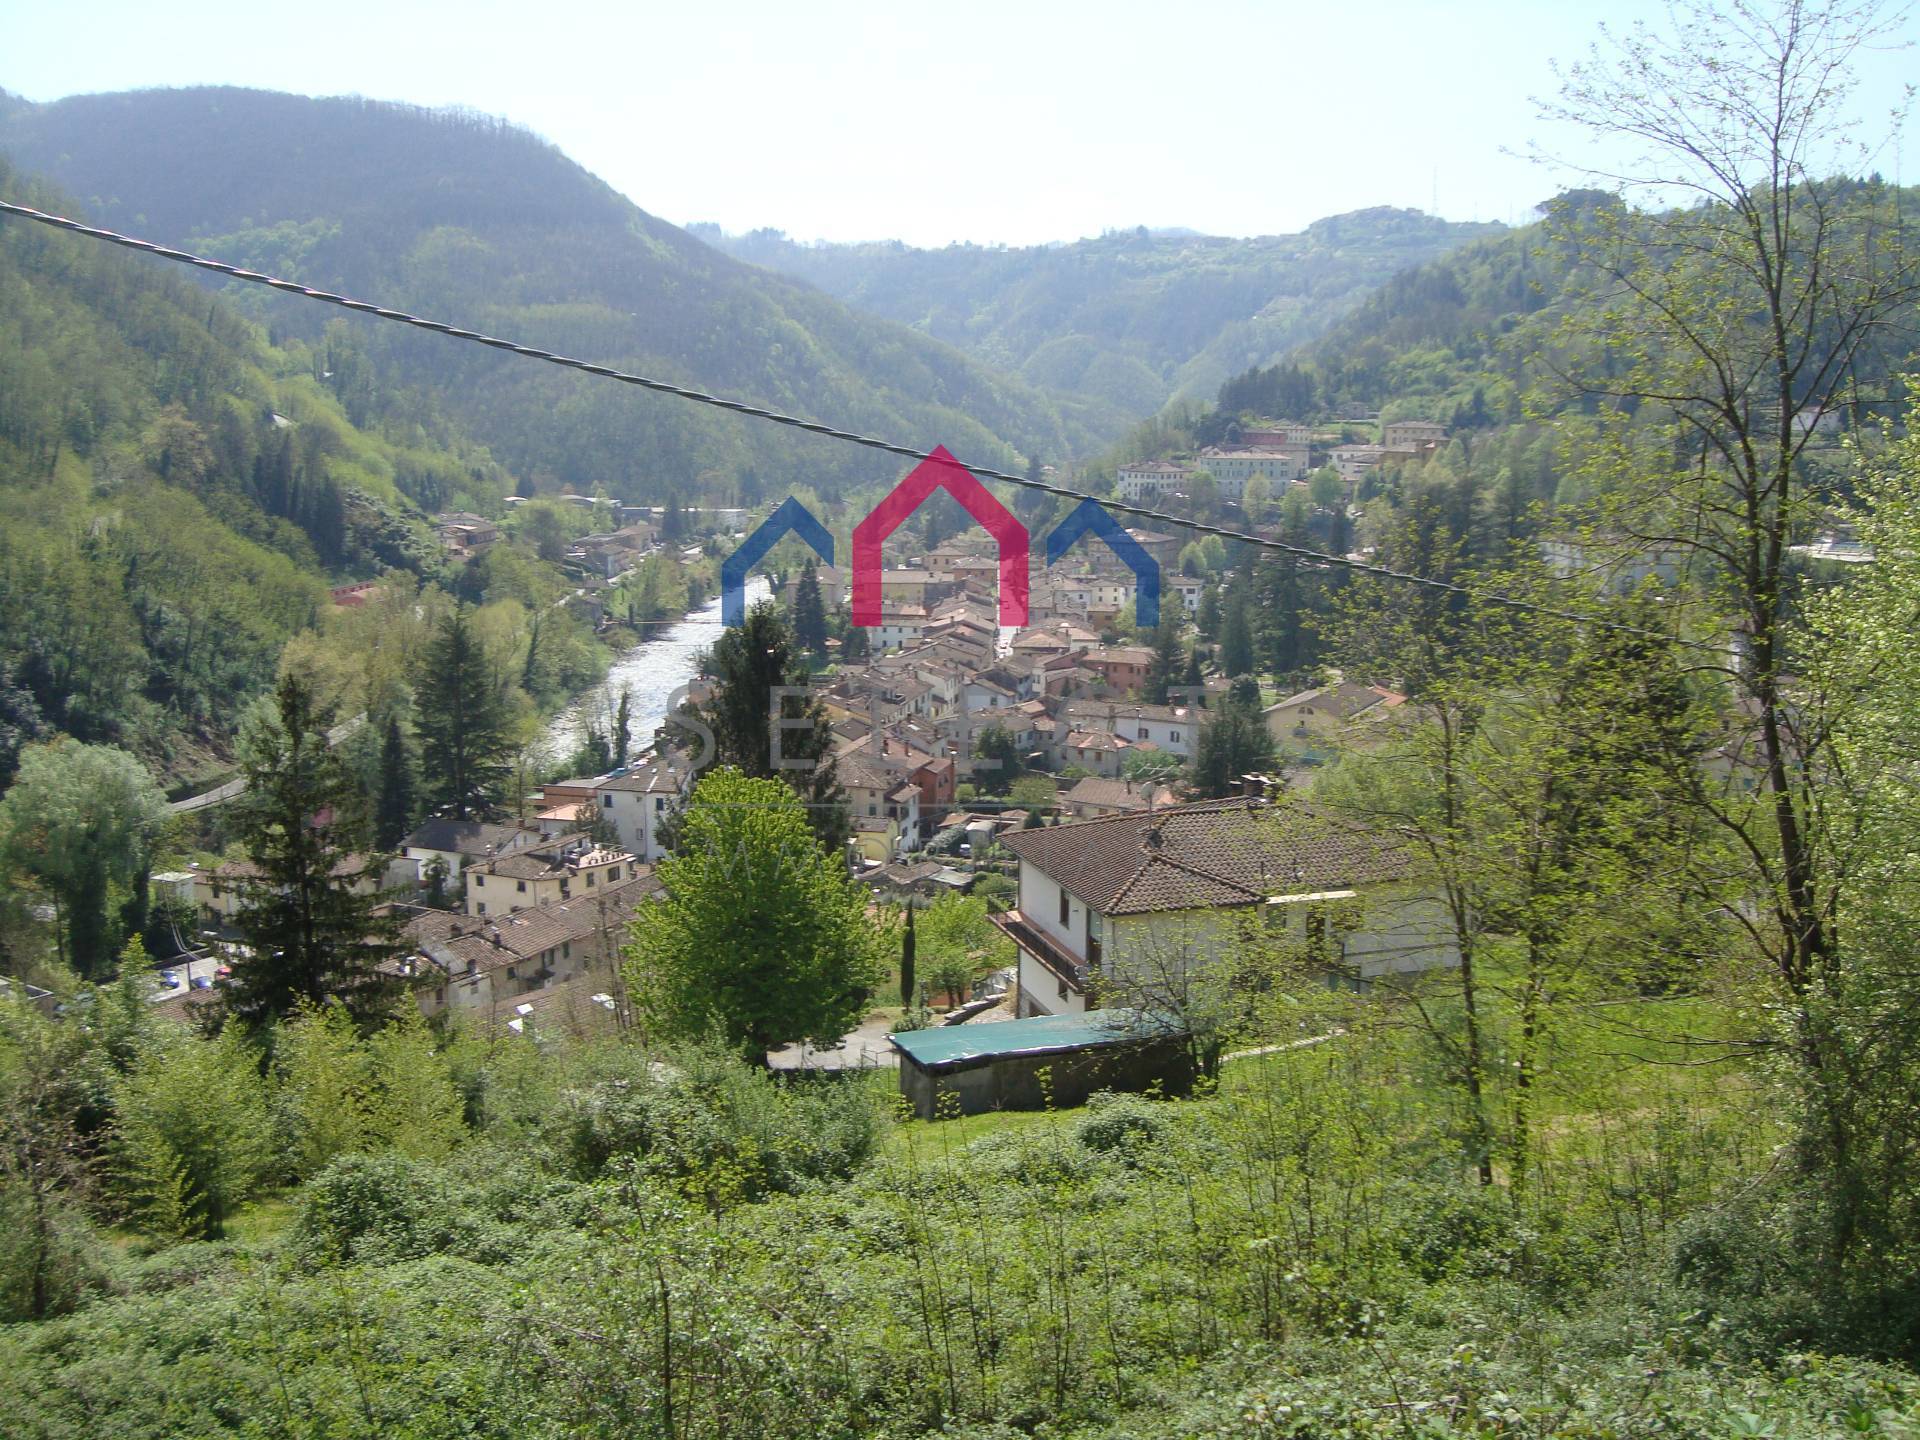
[541,576,769,769]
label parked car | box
[190,976,213,990]
[159,969,182,989]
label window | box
[473,875,484,887]
[1171,731,1181,743]
[1138,727,1149,740]
[602,794,615,807]
[654,797,665,811]
[562,942,571,959]
[516,880,526,893]
[507,967,516,979]
[586,870,596,886]
[476,903,486,916]
[1058,888,1070,927]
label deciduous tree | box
[0,739,167,978]
[626,770,887,1064]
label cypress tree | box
[228,675,401,1031]
[417,605,512,820]
[612,685,634,768]
[900,903,916,1008]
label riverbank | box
[541,575,770,770]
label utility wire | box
[0,197,1712,648]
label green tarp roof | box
[889,1009,1182,1070]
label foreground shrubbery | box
[1,997,1917,1439]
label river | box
[540,576,769,769]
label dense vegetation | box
[702,209,1501,429]
[0,86,1092,495]
[0,156,530,778]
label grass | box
[885,1104,1073,1160]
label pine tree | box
[792,560,829,658]
[684,601,848,851]
[1197,584,1223,641]
[227,675,402,1032]
[417,605,513,820]
[1190,694,1276,799]
[373,712,416,851]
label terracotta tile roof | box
[403,819,544,856]
[489,975,624,1040]
[1061,777,1176,812]
[1003,799,1405,916]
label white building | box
[1195,447,1309,497]
[596,752,692,863]
[1060,700,1199,759]
[1331,444,1388,487]
[996,799,1459,1018]
[1115,460,1193,503]
[1382,419,1448,450]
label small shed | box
[889,1009,1193,1120]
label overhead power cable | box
[0,197,1708,647]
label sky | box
[2,0,1915,247]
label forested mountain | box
[1208,182,1919,435]
[0,155,514,778]
[0,87,1089,498]
[695,209,1502,427]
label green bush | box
[293,1152,468,1266]
[555,1044,884,1201]
[1071,1090,1171,1160]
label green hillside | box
[697,208,1502,425]
[0,87,1096,491]
[0,156,522,778]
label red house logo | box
[851,447,1029,626]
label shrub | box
[1072,1090,1171,1160]
[555,1043,884,1201]
[293,1152,466,1265]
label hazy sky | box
[2,0,1914,246]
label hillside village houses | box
[1263,680,1408,750]
[172,458,1448,1055]
[995,797,1460,1019]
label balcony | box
[991,909,1091,992]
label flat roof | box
[889,1008,1182,1070]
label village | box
[140,415,1465,1118]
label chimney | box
[489,927,503,948]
